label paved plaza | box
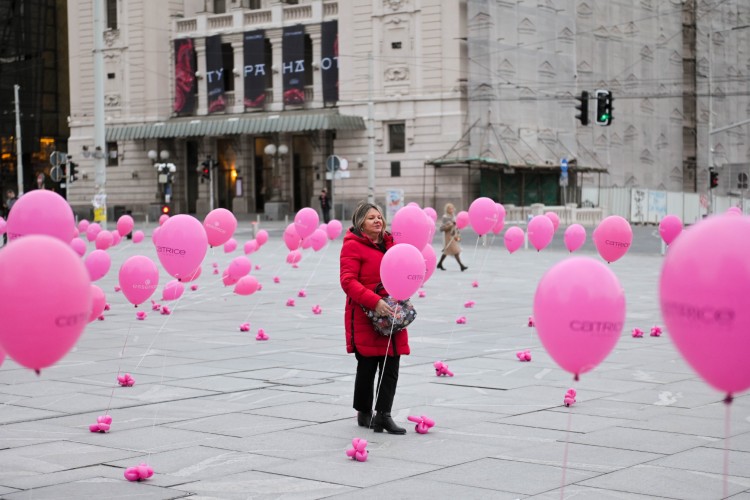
[0,221,749,499]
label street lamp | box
[264,143,288,202]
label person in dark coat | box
[340,201,410,434]
[319,188,331,223]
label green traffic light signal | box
[595,89,613,126]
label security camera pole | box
[93,0,107,227]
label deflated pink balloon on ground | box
[234,275,259,296]
[326,219,343,240]
[658,215,682,246]
[132,230,144,243]
[204,208,237,247]
[89,285,106,323]
[255,229,269,246]
[504,227,524,254]
[117,215,134,237]
[0,235,92,372]
[85,249,112,282]
[564,224,586,252]
[381,243,425,300]
[5,190,76,243]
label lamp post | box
[148,149,175,208]
[264,143,288,202]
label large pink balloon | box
[204,208,237,247]
[468,197,498,236]
[423,207,438,222]
[658,215,683,246]
[234,275,259,296]
[0,235,91,371]
[0,344,5,367]
[544,212,560,232]
[534,257,625,379]
[593,216,632,263]
[0,216,6,235]
[294,208,319,239]
[491,204,505,235]
[119,255,159,306]
[70,238,87,257]
[223,238,238,253]
[85,249,112,282]
[380,243,425,300]
[156,214,208,280]
[132,230,144,243]
[86,223,102,242]
[95,230,114,251]
[455,211,469,230]
[391,205,431,250]
[111,231,122,247]
[283,223,302,251]
[309,229,328,251]
[496,203,506,222]
[162,280,185,301]
[255,229,269,246]
[222,270,239,286]
[228,256,252,280]
[660,215,750,396]
[527,216,554,251]
[504,227,524,254]
[116,215,134,237]
[564,224,587,252]
[5,190,76,243]
[421,244,437,283]
[326,219,343,240]
[89,285,106,323]
[244,239,259,255]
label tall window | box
[264,39,273,89]
[304,34,313,86]
[388,123,405,153]
[107,142,119,167]
[106,0,118,30]
[221,43,234,92]
[214,0,227,14]
[390,161,401,177]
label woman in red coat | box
[340,202,409,434]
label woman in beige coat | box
[437,203,468,271]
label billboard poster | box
[321,20,338,103]
[243,30,267,109]
[173,38,196,114]
[205,34,226,113]
[282,25,306,105]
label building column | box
[310,32,322,106]
[231,39,244,114]
[195,38,208,115]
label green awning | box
[106,111,366,141]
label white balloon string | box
[146,351,168,464]
[370,304,397,428]
[105,320,135,415]
[303,242,331,290]
[559,405,574,500]
[133,288,189,371]
[723,397,733,499]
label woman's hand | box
[374,299,394,317]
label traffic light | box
[198,161,210,181]
[161,204,171,215]
[68,161,79,183]
[595,89,613,126]
[710,169,719,189]
[575,91,589,126]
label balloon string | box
[133,288,189,371]
[369,304,397,428]
[146,351,168,464]
[302,241,331,290]
[105,320,135,415]
[560,406,573,500]
[723,394,733,499]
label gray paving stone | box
[528,485,667,499]
[568,426,718,454]
[0,464,115,490]
[324,477,513,499]
[0,404,63,425]
[650,446,750,477]
[2,477,189,499]
[165,412,313,437]
[66,425,226,454]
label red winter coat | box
[340,228,410,357]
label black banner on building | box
[282,25,305,105]
[205,35,226,113]
[321,20,338,103]
[173,38,196,114]
[243,30,266,109]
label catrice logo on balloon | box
[407,274,424,281]
[210,222,225,233]
[662,301,734,326]
[55,312,87,328]
[605,240,630,248]
[157,246,186,256]
[569,320,622,335]
[132,281,158,290]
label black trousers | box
[353,352,400,413]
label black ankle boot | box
[372,412,406,434]
[460,265,468,272]
[357,411,372,427]
[437,263,446,270]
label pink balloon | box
[132,230,144,243]
[660,215,750,396]
[152,226,161,246]
[0,235,92,371]
[294,207,319,239]
[204,208,238,247]
[111,231,122,247]
[255,229,269,246]
[380,243,425,300]
[89,285,106,323]
[658,215,683,245]
[182,266,202,282]
[159,214,169,226]
[496,203,506,221]
[421,244,437,284]
[534,257,625,378]
[156,215,208,280]
[222,270,239,286]
[423,207,438,222]
[223,238,238,253]
[5,190,76,243]
[727,206,742,216]
[301,235,313,249]
[319,223,328,233]
[0,216,5,235]
[309,229,328,251]
[544,212,560,232]
[86,223,102,242]
[85,249,112,282]
[491,216,505,235]
[228,256,252,279]
[407,202,420,208]
[162,280,185,301]
[234,275,259,296]
[78,219,90,233]
[0,344,5,367]
[455,211,469,230]
[504,227,524,254]
[70,238,87,257]
[527,216,554,251]
[326,219,343,240]
[283,223,302,251]
[468,197,498,236]
[119,255,159,306]
[391,205,431,250]
[286,250,302,264]
[117,215,134,237]
[244,239,259,255]
[95,230,114,250]
[564,224,587,252]
[593,216,632,263]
